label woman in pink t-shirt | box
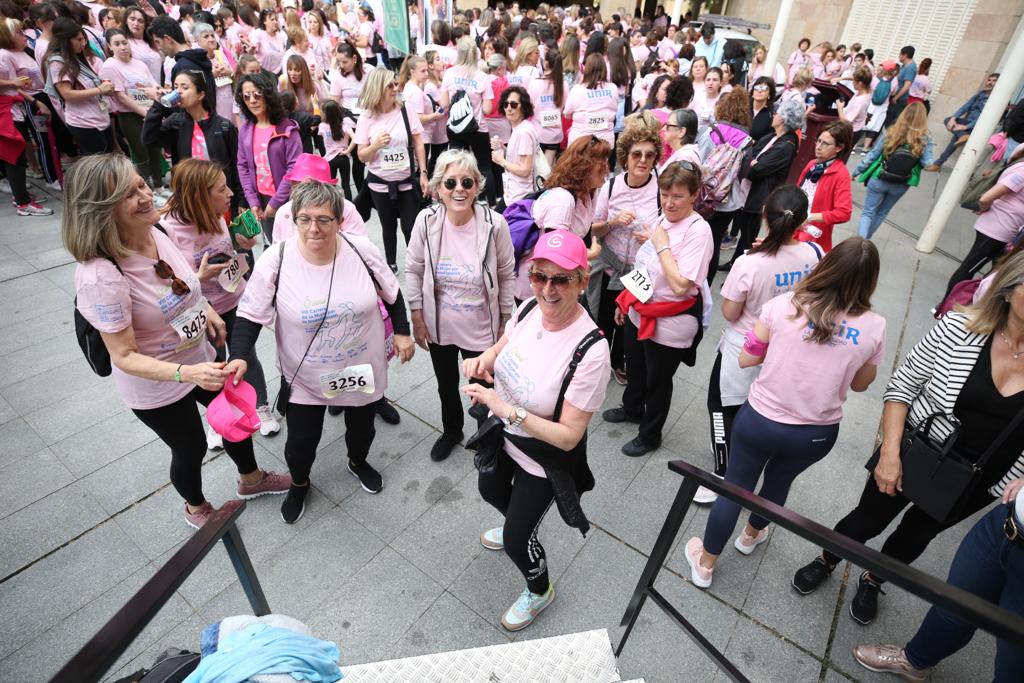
[685,237,886,589]
[603,162,714,457]
[563,54,617,148]
[838,66,872,141]
[122,7,163,83]
[441,38,497,206]
[462,228,611,632]
[66,155,291,531]
[423,50,449,174]
[251,10,285,74]
[45,17,115,154]
[692,67,723,133]
[406,150,516,461]
[527,49,566,166]
[700,186,822,505]
[327,42,367,194]
[399,55,445,177]
[279,54,328,116]
[506,36,541,89]
[229,180,415,521]
[492,85,539,205]
[354,66,428,270]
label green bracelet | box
[175,364,183,383]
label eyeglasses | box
[815,139,836,147]
[387,81,398,89]
[503,100,520,109]
[528,270,581,288]
[241,91,264,102]
[443,177,475,190]
[752,84,769,91]
[295,214,337,227]
[664,122,681,131]
[154,259,191,296]
[629,150,657,161]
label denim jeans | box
[858,176,910,239]
[904,505,1024,680]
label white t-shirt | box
[593,172,660,271]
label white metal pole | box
[670,0,684,26]
[763,0,795,79]
[917,14,1024,253]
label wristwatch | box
[507,405,527,427]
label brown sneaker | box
[184,501,217,530]
[853,644,930,682]
[236,470,293,499]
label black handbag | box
[398,105,432,211]
[465,414,504,474]
[866,408,1024,523]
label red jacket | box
[794,158,852,251]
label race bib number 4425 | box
[380,147,408,171]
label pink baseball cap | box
[284,153,333,184]
[527,229,589,272]
[880,59,898,71]
[207,380,261,443]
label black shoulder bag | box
[398,104,432,211]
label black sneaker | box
[280,483,309,524]
[603,407,642,424]
[348,460,383,493]
[430,432,462,462]
[850,572,885,625]
[622,437,660,457]
[327,406,343,416]
[792,557,836,595]
[376,400,401,425]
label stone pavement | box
[0,157,1004,683]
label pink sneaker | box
[685,537,713,588]
[237,470,293,499]
[734,526,771,555]
[184,501,216,529]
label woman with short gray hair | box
[228,179,415,523]
[722,98,805,272]
[405,149,516,461]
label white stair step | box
[340,628,623,682]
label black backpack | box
[74,255,123,377]
[640,49,660,77]
[878,145,921,185]
[370,29,385,56]
[111,648,200,683]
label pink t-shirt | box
[506,64,541,88]
[271,198,367,243]
[357,22,374,59]
[593,172,660,271]
[100,57,156,114]
[236,234,399,407]
[353,105,424,193]
[563,81,618,146]
[74,227,213,410]
[659,144,702,173]
[424,80,447,144]
[442,67,493,134]
[720,242,822,334]
[160,213,243,315]
[328,69,366,111]
[318,120,353,162]
[842,92,870,132]
[503,119,539,204]
[627,213,713,349]
[526,77,564,146]
[252,124,275,197]
[495,300,611,477]
[747,292,886,425]
[49,56,110,128]
[975,162,1024,243]
[433,216,494,351]
[253,29,286,73]
[0,50,41,122]
[402,81,434,144]
[128,38,163,83]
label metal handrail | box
[50,499,269,683]
[616,461,1024,682]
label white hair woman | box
[405,149,516,461]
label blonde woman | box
[440,37,496,206]
[507,36,541,88]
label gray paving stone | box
[114,486,197,561]
[40,261,77,295]
[0,311,75,357]
[0,331,81,390]
[0,394,14,425]
[51,410,157,478]
[23,384,126,446]
[81,439,177,515]
[0,244,36,281]
[718,616,823,683]
[0,417,47,470]
[0,447,76,520]
[0,480,108,579]
[1,357,108,415]
[390,591,511,659]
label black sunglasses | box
[443,177,475,190]
[503,100,520,109]
[528,270,580,288]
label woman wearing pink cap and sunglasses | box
[462,229,611,632]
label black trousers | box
[595,272,625,371]
[1,141,29,205]
[944,232,1007,300]
[116,112,165,189]
[725,210,761,268]
[621,318,689,445]
[706,351,741,477]
[428,342,484,437]
[478,449,555,594]
[67,124,114,155]
[707,209,737,286]
[283,401,376,484]
[823,474,996,573]
[333,153,364,201]
[216,308,269,407]
[448,129,497,206]
[427,142,447,179]
[35,92,75,159]
[133,386,259,506]
[370,187,419,267]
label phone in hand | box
[207,253,232,264]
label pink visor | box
[207,380,261,442]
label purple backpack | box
[502,190,546,266]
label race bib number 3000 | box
[319,364,375,398]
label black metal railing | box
[51,500,269,683]
[616,461,1024,682]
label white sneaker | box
[16,201,53,216]
[207,426,224,451]
[480,527,504,550]
[26,168,43,179]
[0,178,10,194]
[693,485,718,505]
[734,526,771,555]
[500,584,555,631]
[684,537,714,588]
[46,179,62,191]
[256,405,280,436]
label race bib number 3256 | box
[319,364,375,398]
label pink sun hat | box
[207,380,261,442]
[284,153,333,184]
[527,229,589,271]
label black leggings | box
[944,232,1007,301]
[283,401,376,484]
[622,318,689,445]
[427,142,447,179]
[595,272,625,371]
[706,351,741,477]
[823,474,996,575]
[448,129,497,206]
[133,386,259,506]
[428,343,483,436]
[116,112,165,189]
[707,209,737,286]
[1,138,30,205]
[217,308,269,407]
[478,449,556,594]
[370,187,419,266]
[332,154,364,201]
[67,124,115,156]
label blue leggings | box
[703,403,839,555]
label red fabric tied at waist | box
[615,289,697,340]
[0,94,26,165]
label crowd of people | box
[3,0,1022,674]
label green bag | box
[960,163,1006,211]
[229,209,262,238]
